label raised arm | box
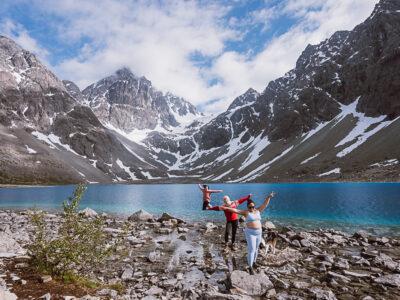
[220,206,248,216]
[206,206,221,211]
[209,189,223,193]
[198,184,204,191]
[257,192,275,213]
[235,194,252,205]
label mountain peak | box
[228,88,259,111]
[370,0,400,18]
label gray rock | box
[309,287,337,300]
[0,232,26,257]
[373,274,400,287]
[145,286,163,295]
[128,210,154,222]
[230,270,273,296]
[121,266,134,281]
[79,207,98,218]
[148,251,161,263]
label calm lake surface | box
[1,183,399,235]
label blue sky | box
[0,0,377,112]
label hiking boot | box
[248,267,255,275]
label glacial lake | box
[0,183,399,235]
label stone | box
[309,287,337,300]
[373,274,400,288]
[157,213,184,224]
[292,281,310,289]
[263,221,276,229]
[0,290,18,300]
[79,207,98,218]
[128,210,154,222]
[205,222,217,231]
[230,270,273,296]
[146,286,163,295]
[40,294,51,300]
[0,232,26,257]
[353,230,369,240]
[291,240,301,248]
[157,228,173,234]
[40,275,52,283]
[121,266,134,281]
[342,270,370,278]
[97,289,118,298]
[334,258,349,270]
[148,251,161,263]
[300,239,313,248]
[327,271,350,283]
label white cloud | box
[0,19,50,63]
[2,0,378,114]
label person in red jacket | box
[207,194,251,250]
[198,184,223,210]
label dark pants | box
[225,219,239,244]
[202,201,210,210]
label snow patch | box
[370,159,398,168]
[300,152,321,165]
[116,159,137,180]
[335,98,395,157]
[25,145,37,154]
[318,168,341,177]
[211,168,234,181]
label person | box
[220,192,276,274]
[198,184,223,210]
[207,194,251,250]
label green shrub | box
[29,184,122,278]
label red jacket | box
[209,195,250,222]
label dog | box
[259,228,278,255]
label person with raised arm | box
[220,192,276,274]
[198,184,223,210]
[207,194,251,250]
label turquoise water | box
[0,183,399,234]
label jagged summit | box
[79,67,200,132]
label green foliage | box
[28,183,120,279]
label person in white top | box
[220,192,276,274]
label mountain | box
[0,36,168,184]
[76,67,200,134]
[138,0,400,182]
[1,0,399,184]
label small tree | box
[29,184,120,279]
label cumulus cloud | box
[1,0,378,113]
[0,19,50,63]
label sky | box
[0,0,378,113]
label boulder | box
[128,210,154,222]
[353,230,369,240]
[263,221,276,229]
[79,207,98,218]
[373,274,400,288]
[229,270,273,296]
[267,247,302,266]
[148,251,161,263]
[120,266,133,281]
[309,287,337,300]
[157,212,185,224]
[0,232,26,257]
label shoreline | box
[1,179,400,188]
[0,206,399,237]
[1,208,400,299]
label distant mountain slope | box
[0,36,168,184]
[78,67,200,133]
[140,0,400,182]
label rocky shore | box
[0,209,400,300]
